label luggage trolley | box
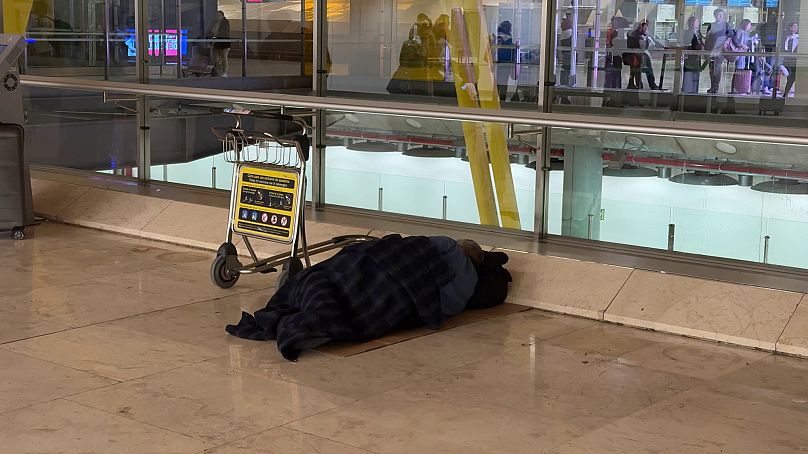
[209,107,375,289]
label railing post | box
[668,223,676,251]
[763,235,771,264]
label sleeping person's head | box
[456,239,484,268]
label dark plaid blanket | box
[225,234,454,361]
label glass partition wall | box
[549,0,807,125]
[11,0,808,275]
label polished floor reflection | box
[2,222,807,453]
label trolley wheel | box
[211,254,239,289]
[11,228,24,241]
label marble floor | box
[2,222,808,453]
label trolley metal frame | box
[209,107,375,289]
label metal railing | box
[21,75,808,147]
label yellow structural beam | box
[447,7,499,227]
[4,0,34,34]
[461,0,522,230]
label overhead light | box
[751,178,808,194]
[343,113,360,124]
[403,146,455,158]
[669,171,738,186]
[405,118,423,129]
[715,142,737,154]
[346,141,398,152]
[657,166,672,178]
[603,164,658,177]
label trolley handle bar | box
[210,107,296,122]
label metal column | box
[103,0,111,80]
[176,0,183,79]
[536,0,556,239]
[135,0,151,181]
[311,0,328,208]
[242,0,248,77]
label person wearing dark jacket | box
[210,11,231,77]
[626,21,658,90]
[682,16,706,93]
[496,21,517,100]
[704,8,741,94]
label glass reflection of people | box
[558,17,573,87]
[427,15,449,88]
[731,19,753,95]
[705,8,736,94]
[605,16,628,90]
[782,22,799,98]
[627,21,658,90]
[682,16,705,94]
[27,0,56,57]
[388,15,431,95]
[210,11,231,77]
[496,21,517,100]
[758,13,779,95]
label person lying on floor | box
[225,234,512,361]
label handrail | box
[20,74,808,146]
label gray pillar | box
[561,145,603,240]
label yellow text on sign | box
[232,165,300,244]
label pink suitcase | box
[732,70,753,95]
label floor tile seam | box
[0,376,125,418]
[0,325,75,347]
[138,200,177,236]
[206,354,370,403]
[699,350,776,385]
[274,392,367,428]
[283,426,383,454]
[540,383,709,453]
[133,285,274,310]
[64,398,215,444]
[774,293,806,353]
[55,290,264,332]
[601,268,636,319]
[50,185,91,219]
[3,337,217,384]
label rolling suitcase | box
[732,70,753,95]
[0,123,34,240]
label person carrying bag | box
[731,19,753,95]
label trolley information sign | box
[232,165,300,243]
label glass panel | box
[549,0,807,127]
[140,0,310,90]
[550,125,808,268]
[324,110,536,231]
[146,97,312,201]
[22,85,139,173]
[5,0,138,80]
[327,0,544,109]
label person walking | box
[704,8,736,94]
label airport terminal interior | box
[3,0,808,451]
